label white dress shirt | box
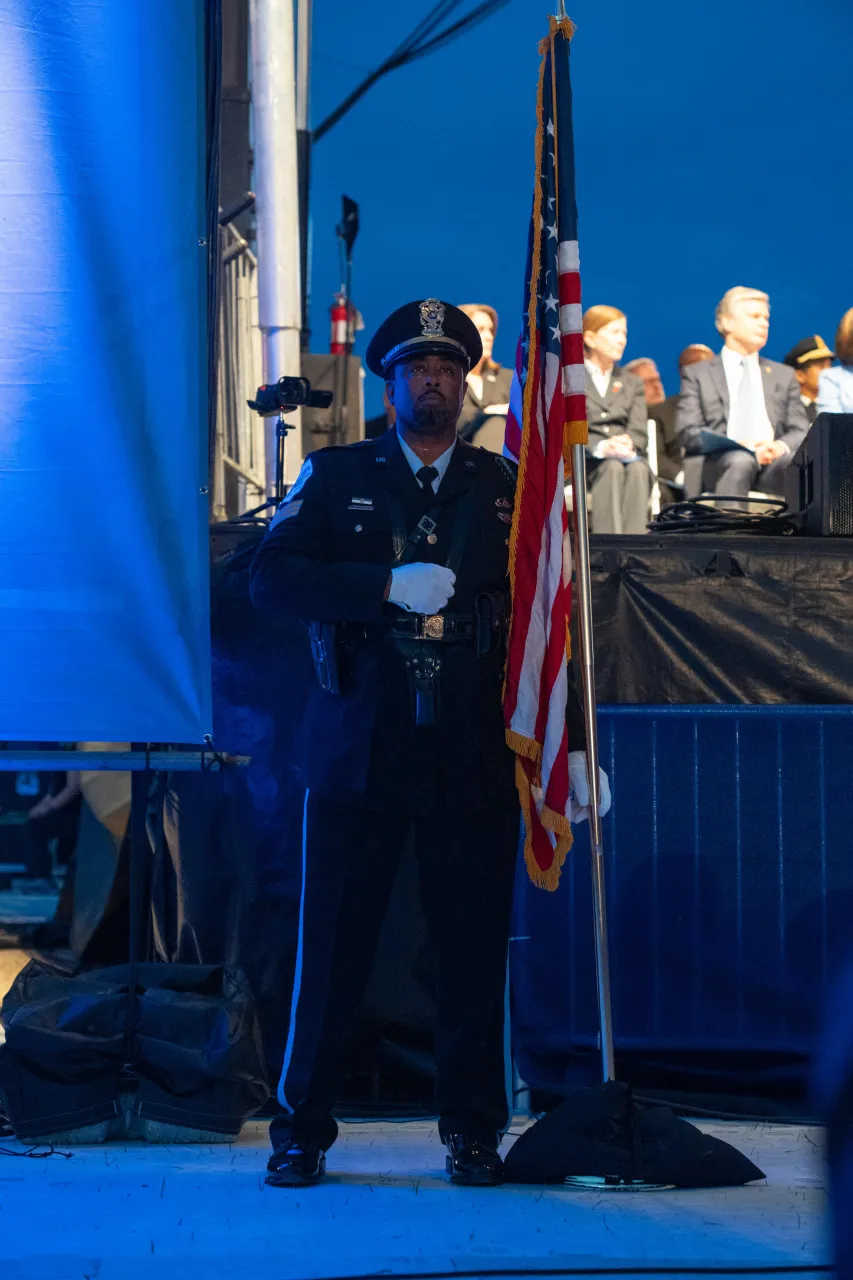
[721,346,773,448]
[585,359,611,400]
[397,430,455,493]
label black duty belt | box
[383,612,476,642]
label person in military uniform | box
[783,334,835,425]
[250,299,608,1188]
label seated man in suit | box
[676,287,810,498]
[626,346,715,504]
[583,305,652,534]
[624,355,682,508]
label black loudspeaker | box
[786,413,853,535]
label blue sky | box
[305,0,853,417]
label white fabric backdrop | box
[0,0,212,741]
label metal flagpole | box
[295,0,312,350]
[570,443,616,1083]
[250,0,303,492]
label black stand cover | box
[503,1081,765,1188]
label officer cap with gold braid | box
[783,334,835,367]
[365,298,483,378]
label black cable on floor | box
[0,1143,72,1160]
[648,494,795,536]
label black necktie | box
[415,464,439,494]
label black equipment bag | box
[0,957,269,1141]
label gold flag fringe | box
[505,727,542,765]
[538,14,576,55]
[515,758,573,893]
[505,40,547,606]
[565,418,588,449]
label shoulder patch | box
[270,499,303,529]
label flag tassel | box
[515,758,572,893]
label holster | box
[389,639,442,728]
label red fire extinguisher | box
[330,291,349,354]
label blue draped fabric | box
[0,0,211,741]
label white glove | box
[388,563,456,614]
[568,750,612,824]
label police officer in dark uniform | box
[250,299,602,1188]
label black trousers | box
[271,793,520,1153]
[587,457,652,534]
[701,448,790,498]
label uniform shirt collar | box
[396,429,456,490]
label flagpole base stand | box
[503,1081,766,1189]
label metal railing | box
[212,224,267,519]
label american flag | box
[503,15,587,892]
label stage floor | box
[0,1117,830,1280]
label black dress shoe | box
[266,1140,326,1187]
[444,1133,504,1186]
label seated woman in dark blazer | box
[455,303,514,452]
[583,305,652,534]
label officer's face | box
[796,358,831,401]
[386,353,467,435]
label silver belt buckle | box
[423,614,445,640]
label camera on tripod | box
[247,376,333,417]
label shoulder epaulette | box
[493,453,518,490]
